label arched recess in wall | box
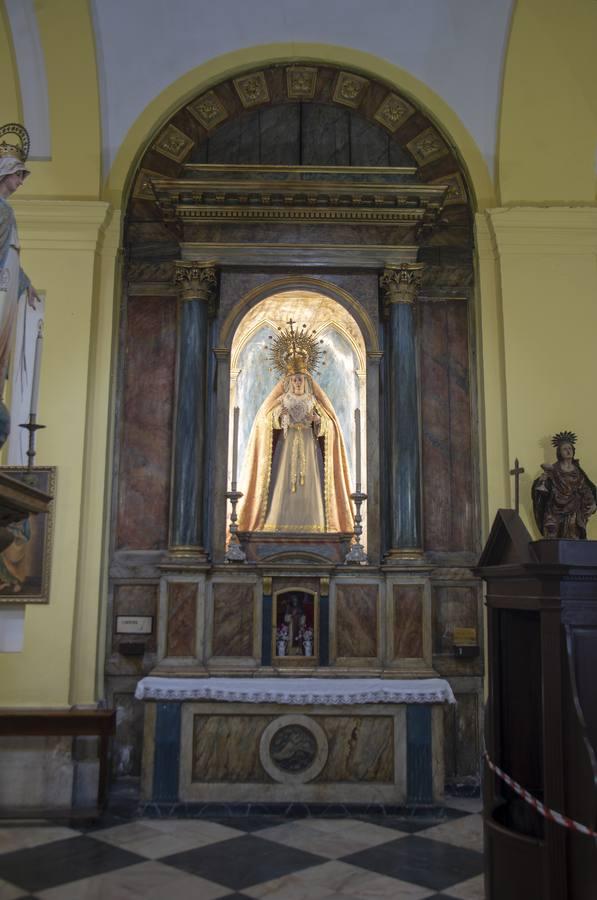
[110,59,480,785]
[115,59,478,562]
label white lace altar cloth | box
[134,677,456,705]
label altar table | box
[136,677,455,807]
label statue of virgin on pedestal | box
[0,124,40,442]
[237,319,353,534]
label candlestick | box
[19,414,45,469]
[355,408,361,492]
[345,489,368,565]
[225,488,246,563]
[231,406,239,488]
[30,321,43,417]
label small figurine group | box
[532,431,597,540]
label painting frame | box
[0,466,55,604]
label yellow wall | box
[499,0,597,204]
[480,208,597,538]
[0,1,111,706]
[0,1,22,124]
[0,201,111,705]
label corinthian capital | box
[174,260,218,304]
[380,263,424,306]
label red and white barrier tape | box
[484,750,597,839]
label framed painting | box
[0,466,55,604]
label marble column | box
[169,261,217,558]
[380,264,424,558]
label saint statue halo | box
[237,317,354,534]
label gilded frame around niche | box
[0,466,55,604]
[272,587,319,665]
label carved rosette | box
[380,264,424,307]
[174,261,218,308]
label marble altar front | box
[137,677,454,806]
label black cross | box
[509,458,525,514]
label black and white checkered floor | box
[0,797,484,899]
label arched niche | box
[229,288,367,501]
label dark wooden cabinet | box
[477,510,597,900]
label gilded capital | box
[380,264,424,306]
[174,260,218,304]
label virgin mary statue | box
[237,320,354,534]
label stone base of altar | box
[237,532,353,563]
[137,677,453,805]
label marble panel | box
[315,715,394,782]
[301,104,350,166]
[211,583,255,657]
[420,301,452,550]
[113,584,158,653]
[349,115,390,166]
[335,584,378,658]
[178,702,417,803]
[259,105,301,165]
[206,112,261,164]
[192,714,274,782]
[185,220,416,249]
[393,584,424,659]
[117,296,176,550]
[432,585,478,655]
[420,301,473,552]
[447,301,474,551]
[167,582,197,657]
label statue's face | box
[290,374,305,395]
[0,169,26,199]
[558,442,574,460]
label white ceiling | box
[8,0,515,181]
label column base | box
[384,548,425,565]
[161,546,210,570]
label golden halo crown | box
[551,430,577,448]
[268,318,326,377]
[0,123,30,163]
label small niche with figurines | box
[273,588,318,666]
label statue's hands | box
[26,285,40,309]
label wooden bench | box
[0,709,116,814]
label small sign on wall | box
[116,615,153,635]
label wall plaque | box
[116,615,153,635]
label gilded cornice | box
[152,167,447,233]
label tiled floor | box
[0,797,484,899]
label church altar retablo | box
[106,74,482,804]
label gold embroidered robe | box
[238,376,354,533]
